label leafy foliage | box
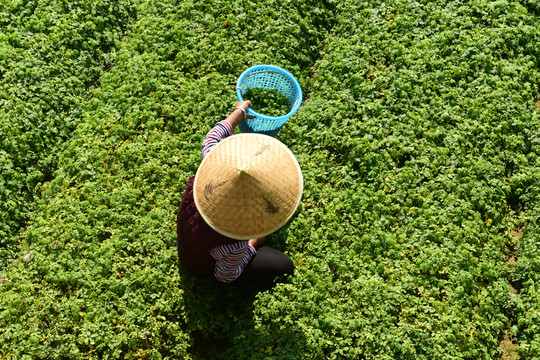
[243,87,291,117]
[0,0,140,269]
[0,0,539,359]
[0,0,336,358]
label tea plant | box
[243,88,291,117]
[0,0,140,270]
[0,0,539,359]
[0,0,336,358]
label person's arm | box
[224,100,254,128]
[248,236,265,248]
[201,121,233,159]
[208,236,266,283]
[201,101,254,159]
[209,242,257,283]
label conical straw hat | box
[193,133,303,240]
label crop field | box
[1,0,539,359]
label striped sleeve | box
[209,242,257,283]
[202,121,233,159]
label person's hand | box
[235,101,256,120]
[225,101,256,129]
[248,236,266,248]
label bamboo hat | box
[193,133,303,240]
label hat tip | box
[236,165,251,177]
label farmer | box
[177,101,303,290]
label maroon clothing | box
[176,176,238,274]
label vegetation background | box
[0,0,539,359]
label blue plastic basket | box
[236,65,302,137]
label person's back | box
[177,176,238,274]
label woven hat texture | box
[193,133,303,240]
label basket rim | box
[236,65,303,121]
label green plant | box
[1,0,539,359]
[243,88,291,117]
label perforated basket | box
[236,65,302,137]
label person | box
[177,101,303,290]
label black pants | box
[233,246,294,290]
